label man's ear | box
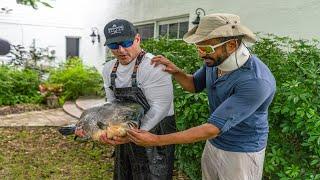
[226,40,238,54]
[135,34,141,44]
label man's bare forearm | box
[173,69,195,92]
[157,123,220,146]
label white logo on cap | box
[108,24,124,35]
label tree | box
[16,0,53,9]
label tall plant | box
[0,65,43,105]
[16,0,53,9]
[47,57,103,104]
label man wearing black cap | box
[77,19,176,180]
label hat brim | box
[104,36,135,46]
[183,26,208,44]
[183,24,256,44]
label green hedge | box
[47,57,103,104]
[252,36,320,179]
[0,66,43,105]
[142,36,320,179]
[0,57,103,106]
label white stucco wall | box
[1,0,319,72]
[0,0,112,72]
[102,0,320,40]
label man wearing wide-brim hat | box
[127,13,276,179]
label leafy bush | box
[252,35,320,179]
[142,36,320,179]
[47,57,103,104]
[0,65,43,105]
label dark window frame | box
[66,37,80,59]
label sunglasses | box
[196,39,233,55]
[106,40,134,50]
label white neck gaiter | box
[217,43,250,72]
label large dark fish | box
[58,101,144,141]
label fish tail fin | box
[58,126,76,136]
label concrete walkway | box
[0,108,78,127]
[0,97,104,127]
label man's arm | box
[172,69,196,92]
[138,57,174,131]
[127,123,220,146]
[151,55,195,92]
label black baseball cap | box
[103,19,137,46]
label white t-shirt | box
[102,52,174,131]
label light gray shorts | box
[201,141,265,180]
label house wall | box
[0,0,111,72]
[1,0,319,72]
[103,0,320,40]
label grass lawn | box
[0,127,188,179]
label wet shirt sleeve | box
[208,78,273,134]
[193,66,206,93]
[138,56,174,131]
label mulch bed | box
[0,104,53,116]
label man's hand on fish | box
[127,129,159,147]
[99,133,129,145]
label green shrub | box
[0,66,43,105]
[47,57,103,104]
[142,36,320,179]
[252,35,320,179]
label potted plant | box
[39,83,63,108]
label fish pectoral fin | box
[58,126,76,136]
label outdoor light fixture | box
[0,7,13,14]
[192,8,206,25]
[90,27,100,45]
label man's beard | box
[202,55,225,67]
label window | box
[135,23,155,40]
[178,21,189,39]
[105,49,115,62]
[159,24,168,37]
[158,21,189,39]
[66,37,79,58]
[133,16,189,40]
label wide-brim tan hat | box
[183,13,256,43]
